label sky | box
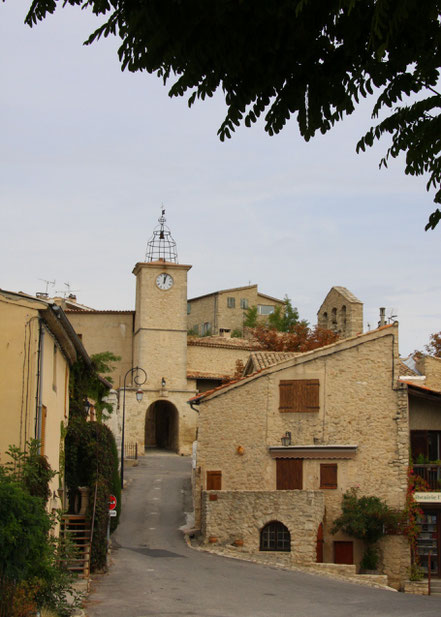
[1,1,440,357]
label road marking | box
[149,527,156,530]
[150,511,158,515]
[153,497,159,500]
[154,487,160,490]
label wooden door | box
[334,541,353,564]
[316,523,324,563]
[276,459,303,489]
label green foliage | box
[69,351,119,420]
[0,469,51,583]
[332,488,398,545]
[268,296,300,332]
[24,0,441,229]
[360,545,379,571]
[4,440,56,503]
[65,418,120,571]
[0,450,81,617]
[243,305,258,329]
[408,562,425,581]
[231,328,243,338]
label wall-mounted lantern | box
[281,431,292,447]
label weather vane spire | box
[145,207,178,263]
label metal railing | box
[414,464,441,490]
[124,443,138,460]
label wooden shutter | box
[276,459,303,489]
[206,470,222,490]
[279,379,319,412]
[334,541,353,564]
[320,464,337,489]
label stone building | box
[317,286,363,338]
[62,212,265,455]
[187,285,284,336]
[189,322,441,589]
[0,289,90,510]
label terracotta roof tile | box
[187,336,263,351]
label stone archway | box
[145,400,179,452]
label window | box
[206,470,222,490]
[260,521,291,552]
[227,297,235,308]
[320,464,337,489]
[276,459,303,489]
[411,430,441,462]
[187,302,191,315]
[192,324,199,335]
[202,322,211,335]
[240,298,248,309]
[279,379,319,412]
[334,541,353,564]
[257,304,274,315]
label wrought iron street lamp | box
[121,366,147,489]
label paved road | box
[85,451,441,617]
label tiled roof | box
[399,380,441,396]
[65,309,134,315]
[397,359,418,376]
[187,336,263,351]
[187,370,230,380]
[248,351,300,371]
[189,323,396,404]
[331,286,362,304]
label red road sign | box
[109,495,117,511]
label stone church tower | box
[124,211,197,454]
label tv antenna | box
[55,282,80,298]
[37,279,55,298]
[387,308,398,323]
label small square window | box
[227,297,235,308]
[320,463,337,489]
[240,298,249,309]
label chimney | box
[378,307,386,328]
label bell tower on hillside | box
[132,210,192,391]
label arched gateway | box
[145,400,179,452]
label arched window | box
[322,311,328,328]
[260,521,291,552]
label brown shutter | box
[279,381,295,411]
[320,464,337,489]
[279,379,319,412]
[276,459,303,489]
[206,470,222,490]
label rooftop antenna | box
[387,308,398,323]
[145,207,178,263]
[36,278,55,299]
[55,282,80,298]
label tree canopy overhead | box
[25,0,441,229]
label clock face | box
[156,273,174,290]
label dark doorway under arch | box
[145,400,179,451]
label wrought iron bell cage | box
[145,209,178,263]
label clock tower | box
[126,211,195,454]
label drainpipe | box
[35,319,44,450]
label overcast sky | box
[1,1,440,357]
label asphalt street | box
[85,451,441,617]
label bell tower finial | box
[145,207,178,263]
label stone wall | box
[415,355,441,392]
[187,342,254,378]
[195,324,411,585]
[317,287,363,339]
[201,490,325,565]
[66,311,134,388]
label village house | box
[189,322,441,590]
[58,211,278,456]
[0,288,90,512]
[187,284,285,337]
